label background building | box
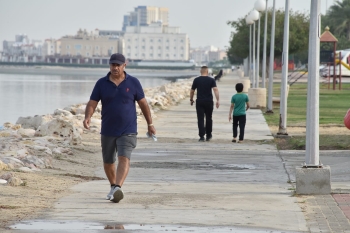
[122,6,169,31]
[1,34,42,62]
[190,46,227,65]
[59,29,121,58]
[123,22,189,61]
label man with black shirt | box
[190,66,220,141]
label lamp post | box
[249,10,260,88]
[246,15,254,84]
[306,0,321,166]
[277,0,290,135]
[254,0,266,88]
[267,0,276,113]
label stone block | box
[248,88,266,109]
[296,166,331,195]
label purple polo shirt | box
[90,72,145,136]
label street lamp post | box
[250,10,260,88]
[267,0,276,113]
[277,0,290,135]
[254,0,267,88]
[246,15,254,84]
[262,0,268,88]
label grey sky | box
[0,0,330,51]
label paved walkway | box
[7,72,350,233]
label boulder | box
[8,177,23,186]
[16,115,53,130]
[35,118,82,145]
[17,128,36,138]
[0,172,14,180]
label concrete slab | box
[296,166,331,194]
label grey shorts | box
[101,134,137,164]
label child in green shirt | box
[229,83,250,143]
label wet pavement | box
[6,72,350,233]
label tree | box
[227,9,310,64]
[325,0,350,40]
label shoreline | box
[0,65,199,77]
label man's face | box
[110,63,126,76]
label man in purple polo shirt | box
[83,53,156,203]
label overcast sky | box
[0,0,331,51]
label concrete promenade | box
[9,73,350,232]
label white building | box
[42,38,61,57]
[123,22,189,61]
[190,46,227,65]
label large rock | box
[35,118,82,145]
[16,115,53,130]
[8,177,23,186]
[17,128,35,138]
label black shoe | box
[206,135,212,141]
[199,137,205,142]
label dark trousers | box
[196,101,213,137]
[233,115,246,141]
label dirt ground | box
[0,132,103,230]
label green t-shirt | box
[231,93,249,116]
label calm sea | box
[0,69,196,125]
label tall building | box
[122,6,169,31]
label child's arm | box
[246,102,250,111]
[229,103,234,121]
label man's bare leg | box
[116,156,130,187]
[103,156,130,186]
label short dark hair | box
[201,66,208,69]
[236,83,244,92]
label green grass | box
[263,83,350,126]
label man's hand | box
[83,118,91,129]
[216,101,220,109]
[148,125,156,136]
[190,99,194,106]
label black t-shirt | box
[191,76,217,102]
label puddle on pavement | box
[10,221,298,232]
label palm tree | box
[327,0,350,40]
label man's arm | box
[137,98,156,136]
[213,87,220,108]
[83,100,98,129]
[229,103,234,122]
[190,89,195,106]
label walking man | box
[83,53,156,203]
[190,66,220,141]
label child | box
[229,83,250,143]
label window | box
[66,45,70,49]
[127,38,131,42]
[150,46,153,49]
[174,47,176,49]
[181,46,184,49]
[135,46,138,49]
[158,39,162,42]
[86,52,90,56]
[174,39,177,42]
[142,39,145,42]
[180,54,183,57]
[174,54,176,57]
[95,46,99,49]
[127,46,131,49]
[166,46,169,49]
[150,39,153,42]
[158,54,161,57]
[166,54,169,57]
[180,39,184,43]
[150,53,153,57]
[142,46,145,49]
[127,53,131,57]
[135,53,138,56]
[166,39,169,42]
[75,45,82,50]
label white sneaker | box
[106,186,115,200]
[110,186,124,203]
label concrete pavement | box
[8,72,350,232]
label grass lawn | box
[262,82,350,150]
[263,83,350,126]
